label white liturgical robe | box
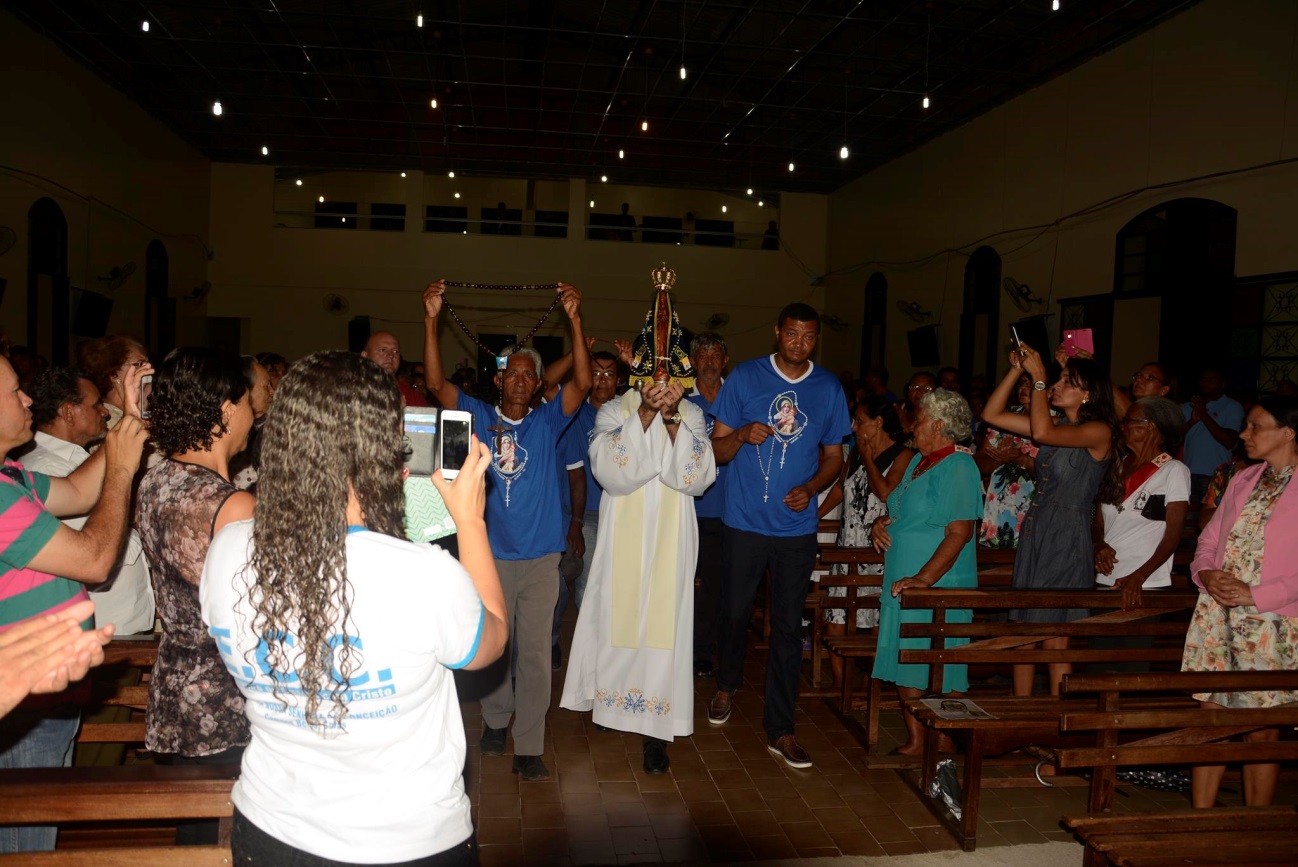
[560,390,716,740]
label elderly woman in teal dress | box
[871,389,983,756]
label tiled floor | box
[458,641,1293,866]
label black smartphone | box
[1010,325,1022,349]
[402,407,439,477]
[437,410,473,480]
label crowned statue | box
[627,263,695,390]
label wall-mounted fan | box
[702,312,730,330]
[97,262,136,291]
[0,227,16,257]
[323,294,350,316]
[895,300,932,323]
[184,282,212,302]
[1003,276,1044,313]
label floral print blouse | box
[137,459,249,756]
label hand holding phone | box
[1062,328,1094,358]
[402,408,440,477]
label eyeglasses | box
[908,384,935,395]
[592,371,618,379]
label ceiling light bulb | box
[212,100,223,116]
[318,195,325,203]
[600,175,607,182]
[448,171,455,178]
[758,200,764,207]
[417,13,424,27]
[430,97,438,109]
[721,205,727,213]
[679,65,686,80]
[295,179,302,186]
[746,188,753,195]
[401,171,407,177]
[618,149,624,159]
[788,162,795,172]
[641,120,649,132]
[142,21,149,32]
[341,217,346,223]
[840,145,849,159]
[922,95,930,109]
[590,200,595,208]
[454,192,460,198]
[1052,0,1060,9]
[260,145,268,156]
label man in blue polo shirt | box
[706,304,850,769]
[422,280,591,782]
[1182,367,1244,506]
[684,332,728,678]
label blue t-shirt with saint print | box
[458,387,578,560]
[712,356,851,537]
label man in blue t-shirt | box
[684,332,729,679]
[422,280,591,782]
[1182,368,1244,506]
[706,304,851,769]
[550,350,619,669]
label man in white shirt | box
[21,368,154,634]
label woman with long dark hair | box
[201,351,507,866]
[983,346,1123,696]
[136,348,256,794]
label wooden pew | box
[1061,806,1298,867]
[892,587,1198,851]
[1057,671,1298,866]
[0,765,236,865]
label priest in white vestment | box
[561,382,716,773]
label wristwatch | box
[1032,380,1047,391]
[667,411,682,425]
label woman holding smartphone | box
[983,343,1123,697]
[201,351,507,866]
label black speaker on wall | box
[348,316,371,353]
[907,325,941,369]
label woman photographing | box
[202,351,507,866]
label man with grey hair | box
[421,279,591,782]
[361,330,429,407]
[685,331,729,677]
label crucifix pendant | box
[504,477,512,507]
[779,442,788,470]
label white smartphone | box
[139,374,154,420]
[402,407,439,477]
[437,409,473,480]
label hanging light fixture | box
[589,200,595,208]
[430,97,438,109]
[401,171,407,177]
[746,188,753,195]
[922,95,930,109]
[641,119,649,132]
[417,13,424,27]
[788,162,795,172]
[840,144,849,159]
[448,171,455,178]
[141,20,150,32]
[318,195,325,203]
[721,205,727,213]
[922,10,932,112]
[454,192,461,199]
[618,149,625,159]
[600,175,608,182]
[212,100,223,116]
[1052,0,1060,9]
[260,145,269,156]
[295,179,302,186]
[758,200,764,207]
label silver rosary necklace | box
[756,438,779,503]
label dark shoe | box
[707,690,733,726]
[479,725,507,756]
[512,754,550,781]
[768,734,813,769]
[643,738,670,775]
[551,644,562,671]
[593,722,612,732]
[694,659,713,678]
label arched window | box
[1113,198,1236,383]
[27,197,69,362]
[145,240,176,356]
[959,246,1002,385]
[859,272,887,378]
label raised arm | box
[558,284,591,416]
[982,358,1032,438]
[1020,343,1111,454]
[422,280,459,410]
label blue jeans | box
[0,707,80,852]
[552,510,599,647]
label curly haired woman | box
[201,352,507,866]
[135,348,255,832]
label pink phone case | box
[1063,328,1094,357]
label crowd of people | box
[1,294,1296,862]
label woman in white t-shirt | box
[1094,397,1191,607]
[200,351,508,867]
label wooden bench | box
[893,587,1199,850]
[1061,806,1298,866]
[1057,671,1298,866]
[0,765,236,865]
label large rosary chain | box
[441,282,564,358]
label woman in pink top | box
[1182,395,1298,808]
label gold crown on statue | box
[651,262,677,290]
